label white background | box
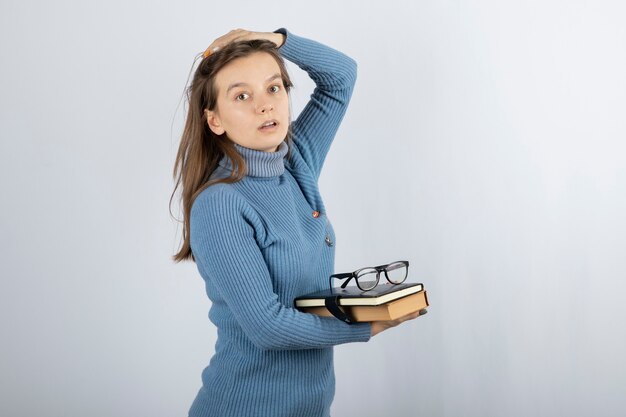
[1,1,625,416]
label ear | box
[204,109,225,135]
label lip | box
[258,119,279,130]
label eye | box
[236,92,249,101]
[269,85,281,93]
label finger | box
[203,31,230,57]
[216,29,245,43]
[203,45,220,58]
[215,29,247,45]
[398,310,422,322]
[205,29,251,57]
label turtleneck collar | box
[217,141,288,178]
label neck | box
[218,141,288,178]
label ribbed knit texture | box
[188,28,371,417]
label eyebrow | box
[226,73,282,95]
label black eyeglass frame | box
[328,260,410,292]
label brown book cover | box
[298,290,429,322]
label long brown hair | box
[170,39,294,263]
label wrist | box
[271,32,285,48]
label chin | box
[267,142,284,152]
[258,136,287,152]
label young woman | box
[172,27,422,417]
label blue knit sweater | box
[188,28,372,417]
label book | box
[298,290,429,322]
[294,282,424,308]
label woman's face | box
[205,52,290,153]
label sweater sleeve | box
[190,187,372,351]
[273,28,357,181]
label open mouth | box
[258,120,279,130]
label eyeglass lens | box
[355,267,379,291]
[385,261,408,284]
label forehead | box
[215,52,281,91]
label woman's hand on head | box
[369,309,427,337]
[204,28,285,57]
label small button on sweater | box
[188,27,371,417]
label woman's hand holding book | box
[369,309,427,337]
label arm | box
[274,28,358,180]
[190,188,372,351]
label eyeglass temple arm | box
[340,276,357,289]
[329,273,354,290]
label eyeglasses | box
[329,260,409,292]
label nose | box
[256,101,274,114]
